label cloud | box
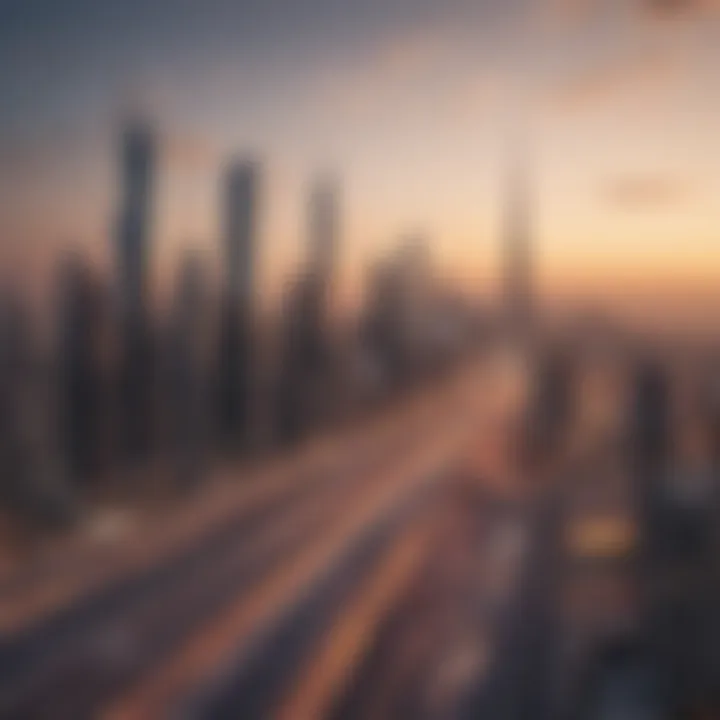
[313,26,450,120]
[643,0,720,19]
[551,50,680,113]
[310,24,504,136]
[603,173,692,208]
[544,0,720,25]
[544,0,605,23]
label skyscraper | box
[224,160,258,307]
[168,251,209,486]
[275,176,340,443]
[503,153,533,336]
[216,160,259,450]
[308,175,338,292]
[115,122,156,462]
[56,255,107,483]
[117,122,155,320]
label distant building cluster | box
[0,122,483,526]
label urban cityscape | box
[1,0,720,718]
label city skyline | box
[0,0,719,330]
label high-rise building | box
[503,154,533,336]
[275,176,340,443]
[0,293,33,504]
[216,160,259,450]
[115,122,156,462]
[117,122,155,320]
[56,255,107,483]
[224,160,258,308]
[168,251,209,485]
[361,256,406,391]
[308,176,338,291]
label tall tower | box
[57,255,106,482]
[224,160,258,310]
[503,152,533,336]
[115,122,156,461]
[274,176,340,444]
[117,122,155,321]
[216,160,259,450]
[308,176,338,290]
[302,175,340,364]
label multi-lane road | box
[0,360,546,719]
[3,350,693,719]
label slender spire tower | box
[117,121,155,322]
[216,158,259,448]
[308,175,338,292]
[503,143,533,337]
[224,159,258,312]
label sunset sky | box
[0,0,718,326]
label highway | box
[0,360,547,719]
[3,350,682,719]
